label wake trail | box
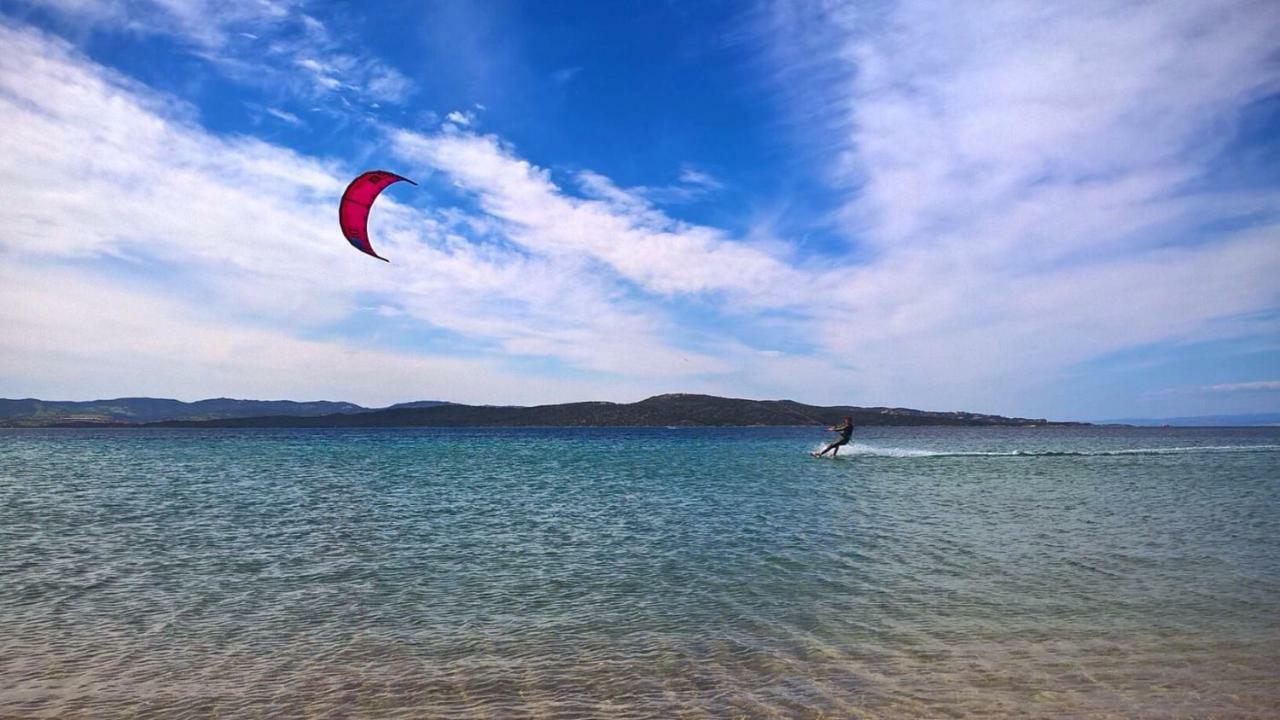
[824,443,1280,459]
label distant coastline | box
[1,393,1085,429]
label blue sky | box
[0,0,1277,420]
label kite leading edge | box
[338,170,416,262]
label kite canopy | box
[339,170,416,262]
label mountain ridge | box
[1,393,1087,428]
[130,393,1083,429]
[0,397,447,427]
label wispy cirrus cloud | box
[740,0,1280,411]
[12,0,413,109]
[10,0,301,50]
[572,164,724,208]
[0,22,728,404]
[1145,378,1280,405]
[830,0,1280,255]
[2,1,1278,416]
[391,128,812,302]
[677,165,723,192]
[279,16,413,106]
[0,262,654,407]
[1206,380,1280,392]
[445,110,474,127]
[263,106,301,125]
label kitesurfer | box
[813,416,854,457]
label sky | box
[0,0,1277,421]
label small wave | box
[830,443,1280,459]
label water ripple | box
[1,426,1277,718]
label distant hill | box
[0,397,374,427]
[1101,412,1280,427]
[142,393,1082,429]
[383,400,455,410]
[0,397,462,426]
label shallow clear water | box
[2,426,1278,718]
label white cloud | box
[827,0,1280,257]
[743,0,1280,411]
[1205,381,1280,392]
[12,0,302,49]
[388,117,1280,411]
[232,16,415,107]
[286,34,413,106]
[445,110,472,127]
[677,165,723,192]
[2,7,1278,416]
[264,106,301,125]
[631,164,724,205]
[0,262,663,406]
[391,129,813,302]
[0,22,732,403]
[12,1,414,108]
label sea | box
[1,425,1277,719]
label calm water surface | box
[1,426,1278,718]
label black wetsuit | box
[817,421,854,456]
[834,422,853,445]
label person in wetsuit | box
[813,416,854,457]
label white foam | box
[822,443,1280,459]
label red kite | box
[338,170,416,261]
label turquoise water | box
[2,426,1278,718]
